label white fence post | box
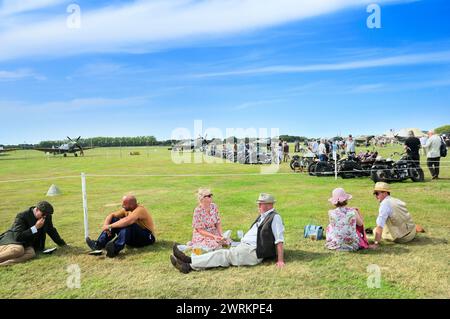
[334,151,338,180]
[81,173,89,239]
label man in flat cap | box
[370,182,417,249]
[0,201,66,266]
[170,193,285,274]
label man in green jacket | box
[0,201,66,266]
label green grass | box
[0,145,449,299]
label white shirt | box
[318,143,327,155]
[346,140,356,153]
[311,142,319,154]
[424,135,442,158]
[420,136,428,146]
[241,209,285,246]
[376,196,393,228]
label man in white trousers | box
[170,193,285,274]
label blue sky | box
[0,0,449,144]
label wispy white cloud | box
[234,99,286,110]
[348,78,450,93]
[71,62,162,79]
[0,96,150,113]
[73,62,127,77]
[194,50,450,78]
[0,0,67,16]
[348,83,386,93]
[273,77,450,96]
[0,0,407,61]
[0,68,46,81]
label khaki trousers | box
[0,244,36,266]
[191,243,262,270]
[394,228,417,244]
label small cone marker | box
[46,184,61,196]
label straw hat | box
[256,193,276,204]
[197,188,213,201]
[373,182,391,193]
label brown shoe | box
[173,243,192,264]
[170,255,192,274]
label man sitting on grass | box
[370,182,418,249]
[86,195,156,258]
[170,193,285,274]
[0,201,66,266]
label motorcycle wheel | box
[315,162,333,177]
[308,162,317,176]
[341,172,353,179]
[290,159,300,171]
[410,167,425,182]
[371,168,388,183]
[340,161,358,179]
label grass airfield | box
[0,145,449,298]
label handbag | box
[304,224,324,240]
[356,225,369,249]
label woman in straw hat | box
[326,188,368,251]
[188,188,230,252]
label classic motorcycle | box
[370,152,425,183]
[308,154,339,177]
[338,153,377,179]
[307,153,375,179]
[290,152,317,172]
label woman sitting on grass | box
[325,188,369,251]
[187,188,230,252]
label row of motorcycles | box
[290,151,425,183]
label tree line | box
[4,126,448,148]
[435,125,450,135]
[37,136,170,148]
[37,135,311,148]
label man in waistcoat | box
[370,182,417,248]
[170,193,285,274]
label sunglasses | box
[203,194,213,198]
[373,192,383,196]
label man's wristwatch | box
[108,225,112,232]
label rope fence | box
[1,164,450,184]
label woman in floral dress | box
[326,188,368,251]
[188,188,230,251]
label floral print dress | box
[325,207,360,251]
[189,203,224,251]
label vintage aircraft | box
[34,136,93,157]
[173,135,209,152]
[354,135,375,147]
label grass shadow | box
[406,236,448,246]
[357,245,411,255]
[32,240,176,260]
[30,245,88,261]
[56,245,88,255]
[283,248,331,262]
[116,239,175,258]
